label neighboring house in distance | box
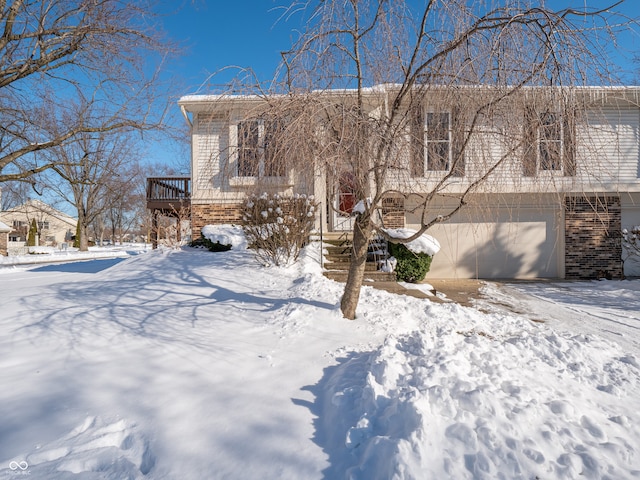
[0,199,77,252]
[167,85,640,279]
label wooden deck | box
[146,177,191,212]
[146,177,191,248]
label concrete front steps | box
[321,232,396,283]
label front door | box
[331,171,356,231]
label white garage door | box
[410,206,561,279]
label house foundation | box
[191,203,243,238]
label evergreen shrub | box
[27,219,38,247]
[191,236,232,252]
[388,241,432,283]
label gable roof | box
[1,199,77,227]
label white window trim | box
[229,119,293,187]
[424,109,452,173]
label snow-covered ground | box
[0,243,150,267]
[0,239,639,479]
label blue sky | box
[150,0,640,170]
[160,0,640,92]
[160,1,303,93]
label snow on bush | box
[241,193,317,266]
[388,242,433,282]
[623,226,640,259]
[383,228,441,256]
[201,225,247,250]
[383,228,440,282]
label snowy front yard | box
[0,242,639,479]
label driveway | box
[473,280,640,357]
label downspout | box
[180,105,192,127]
[179,104,193,245]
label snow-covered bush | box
[197,237,232,252]
[198,225,246,251]
[241,193,317,266]
[384,228,441,283]
[388,242,432,282]
[622,226,640,258]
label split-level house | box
[170,85,640,279]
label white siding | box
[193,114,227,196]
[579,107,640,187]
[388,104,640,196]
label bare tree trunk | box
[79,224,89,251]
[340,213,373,319]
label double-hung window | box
[237,120,261,177]
[426,112,451,171]
[411,108,458,176]
[538,111,562,171]
[236,118,285,177]
[523,106,576,177]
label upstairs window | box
[237,120,261,177]
[426,112,451,171]
[523,105,576,177]
[263,119,286,177]
[236,118,286,177]
[538,111,562,171]
[411,106,464,177]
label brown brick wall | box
[381,196,405,229]
[0,232,7,256]
[565,196,622,279]
[191,203,243,239]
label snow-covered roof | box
[0,221,10,233]
[178,84,640,106]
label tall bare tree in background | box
[44,108,141,250]
[258,0,631,319]
[0,0,172,186]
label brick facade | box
[191,203,243,238]
[565,196,622,279]
[0,232,7,256]
[381,196,405,229]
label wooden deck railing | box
[146,177,191,211]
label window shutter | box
[522,105,538,177]
[563,108,576,177]
[410,106,425,177]
[451,105,465,177]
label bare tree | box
[0,0,172,185]
[44,115,141,250]
[260,0,631,319]
[0,180,31,210]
